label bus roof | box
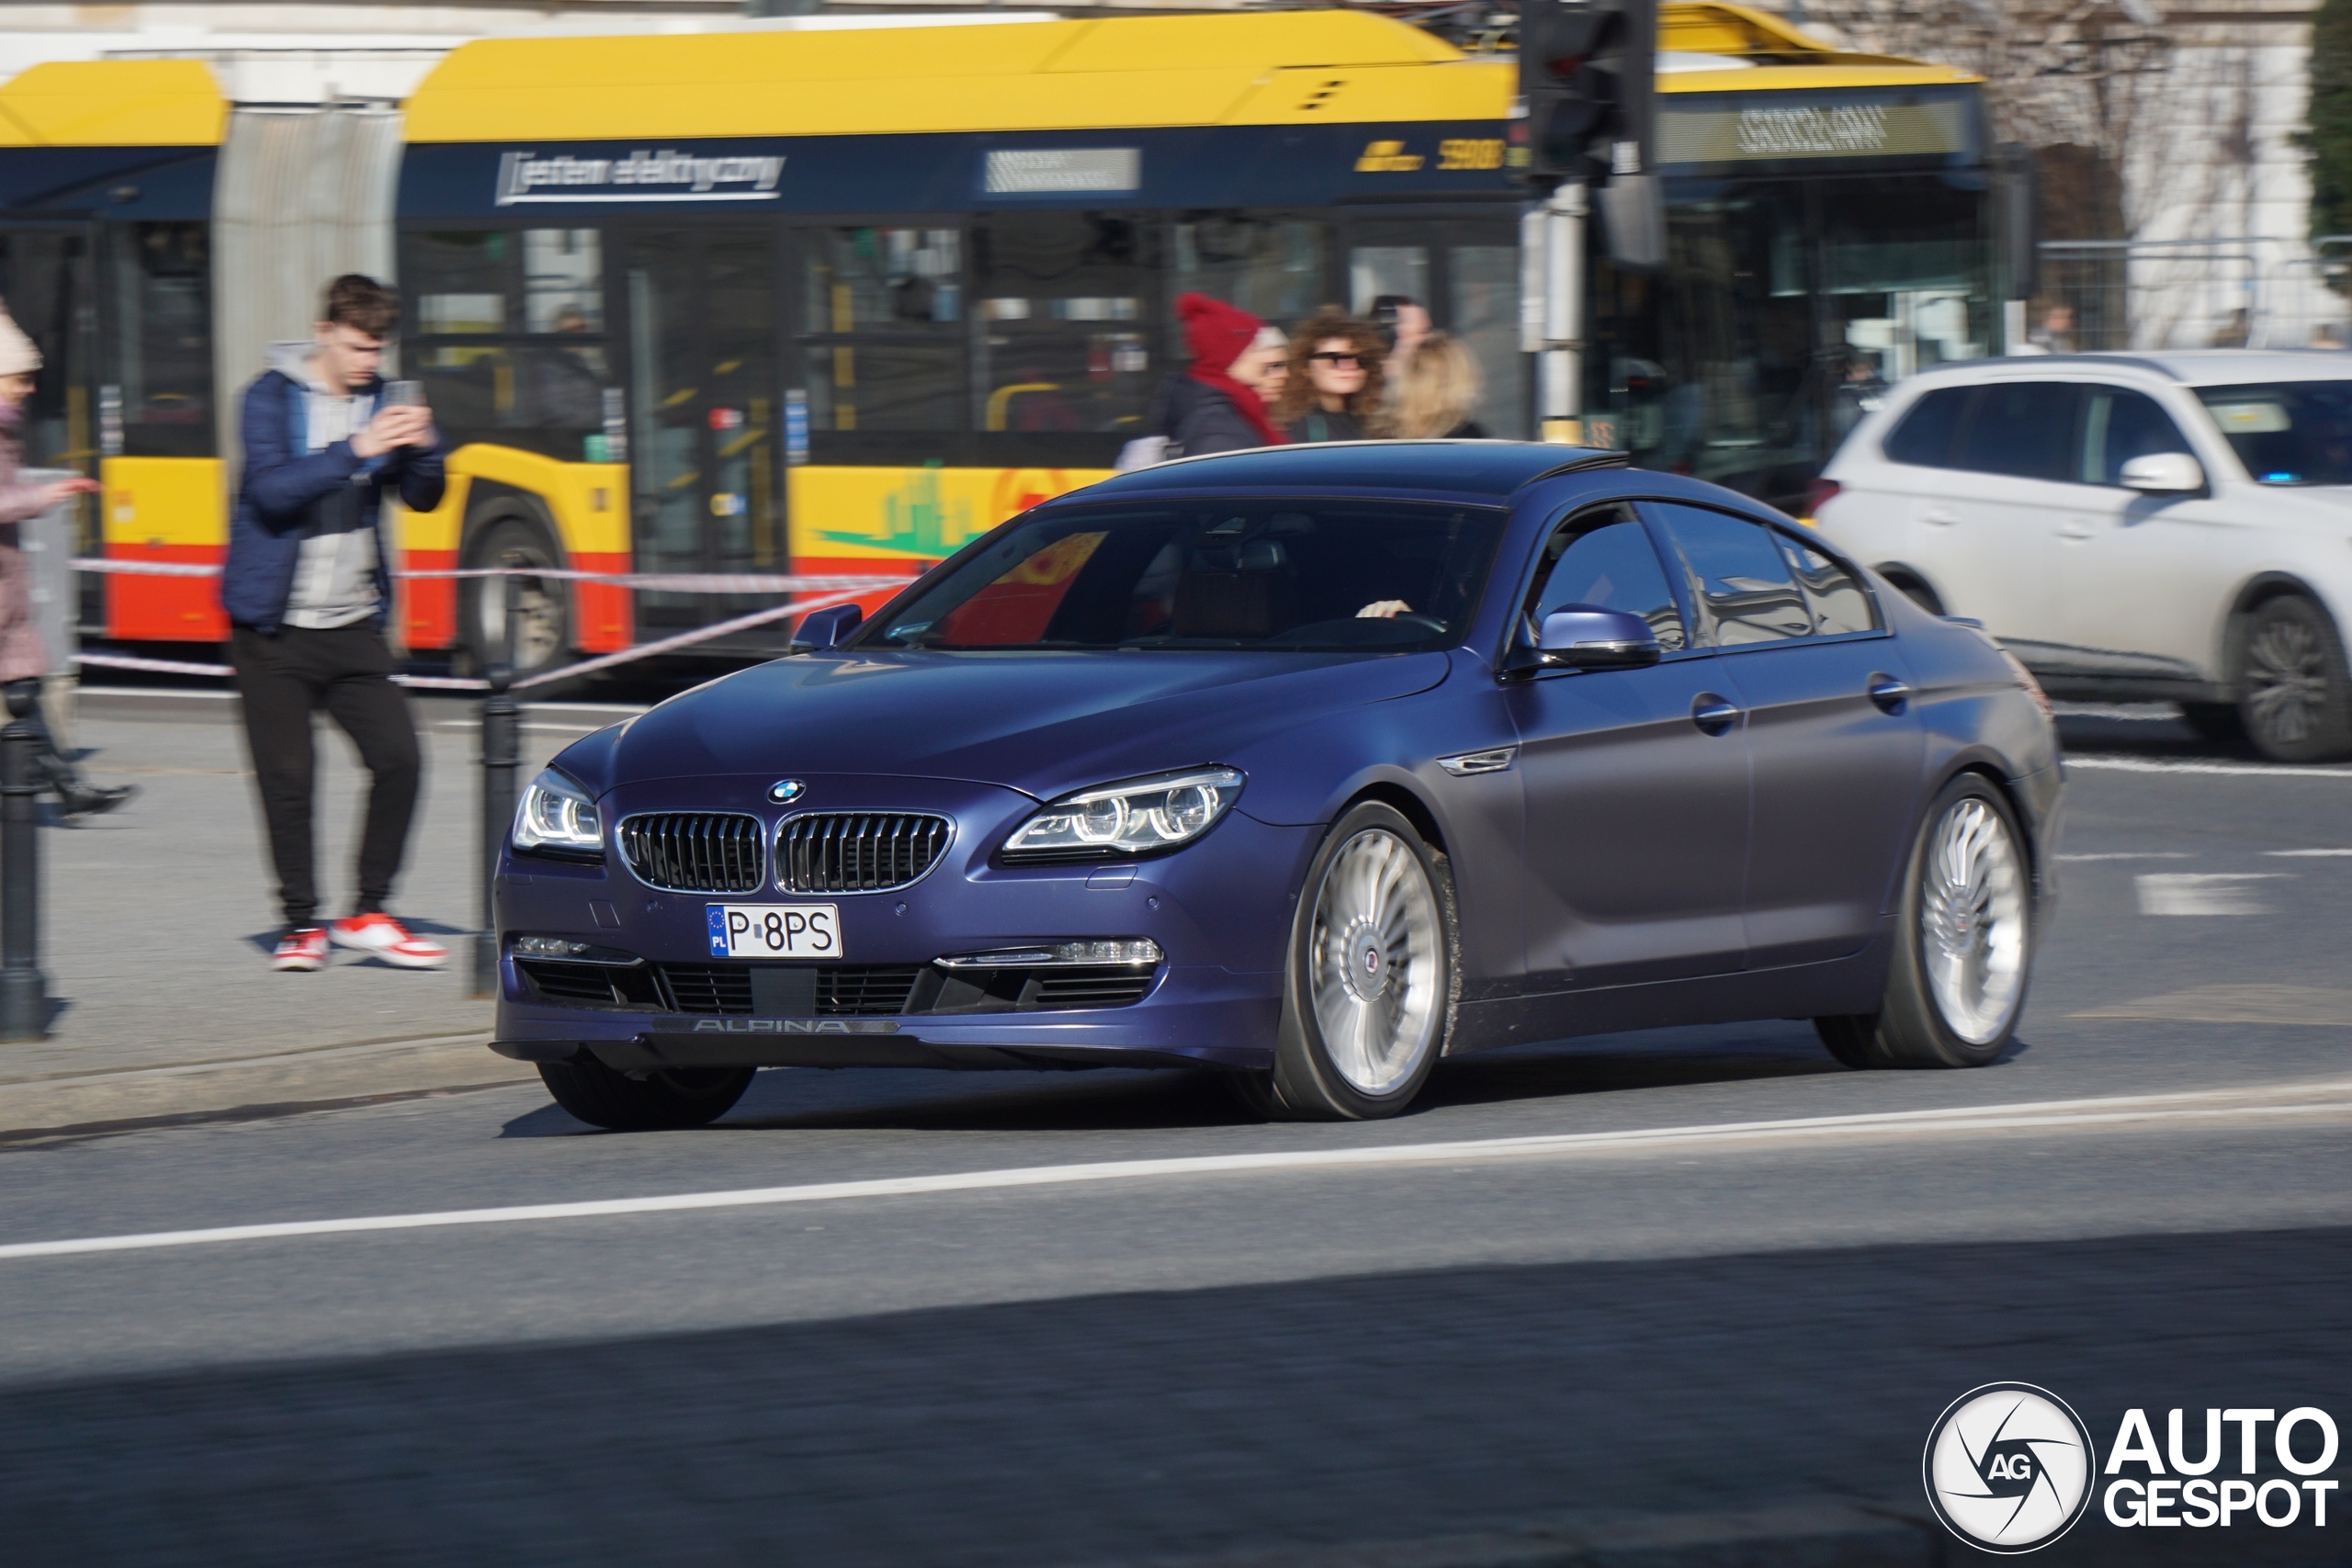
[402,6,1974,144]
[0,59,224,146]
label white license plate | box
[706,903,842,959]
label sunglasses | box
[1308,352,1364,367]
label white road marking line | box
[2058,852,2194,862]
[2136,873,2290,917]
[2068,757,2352,779]
[2268,849,2352,857]
[4,1081,2348,1264]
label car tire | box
[1245,801,1458,1121]
[461,513,571,679]
[538,1057,754,1131]
[2178,702,2246,744]
[2233,595,2352,762]
[1814,773,2032,1070]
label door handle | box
[2057,519,2096,540]
[1922,509,1960,527]
[1868,674,1914,714]
[1691,694,1743,735]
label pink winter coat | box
[0,406,57,683]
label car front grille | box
[619,812,766,894]
[655,964,926,1017]
[516,958,664,1010]
[1029,969,1157,1009]
[776,812,950,895]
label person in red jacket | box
[1144,293,1290,457]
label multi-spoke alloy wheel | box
[1241,801,1455,1120]
[2237,597,2352,762]
[1306,827,1443,1096]
[1917,796,2027,1046]
[1815,774,2034,1070]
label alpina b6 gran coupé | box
[491,442,2062,1130]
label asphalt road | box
[3,704,2348,1567]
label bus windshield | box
[857,501,1506,653]
[2196,381,2352,486]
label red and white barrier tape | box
[74,581,885,692]
[70,557,907,596]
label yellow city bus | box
[0,8,1994,673]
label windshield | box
[2196,381,2352,485]
[854,500,1507,653]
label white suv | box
[1812,350,2352,761]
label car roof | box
[1080,440,1625,500]
[1903,347,2352,389]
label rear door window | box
[1952,382,2083,481]
[1883,386,1972,468]
[1651,502,1814,647]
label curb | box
[0,1034,534,1145]
[1091,1504,1944,1568]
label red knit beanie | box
[1176,291,1263,373]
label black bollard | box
[471,579,522,1000]
[0,682,48,1041]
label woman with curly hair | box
[1273,307,1388,443]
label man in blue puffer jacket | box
[222,274,448,974]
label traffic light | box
[1518,0,1655,187]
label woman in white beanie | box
[0,309,134,817]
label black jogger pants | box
[230,624,422,930]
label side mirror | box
[2120,452,2205,494]
[1535,605,1663,670]
[790,603,864,652]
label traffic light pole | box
[1540,179,1588,445]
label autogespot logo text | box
[1925,1387,2343,1552]
[1924,1383,2097,1552]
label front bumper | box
[492,774,1313,1073]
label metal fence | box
[2032,236,2352,353]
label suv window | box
[1883,386,1971,468]
[1652,502,1814,647]
[1526,506,1688,651]
[2080,388,2193,486]
[1953,382,2081,481]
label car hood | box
[578,649,1452,802]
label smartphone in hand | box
[382,379,424,408]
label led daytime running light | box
[1004,767,1245,860]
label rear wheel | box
[1815,774,2031,1069]
[538,1056,754,1131]
[2233,596,2352,762]
[462,514,570,679]
[1240,802,1457,1121]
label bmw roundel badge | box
[767,780,806,804]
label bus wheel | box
[462,515,570,678]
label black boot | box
[39,754,136,819]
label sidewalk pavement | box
[0,688,645,1142]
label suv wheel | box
[2235,596,2352,762]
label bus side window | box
[971,213,1151,436]
[797,228,963,433]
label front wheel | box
[1243,802,1458,1120]
[1815,774,2032,1069]
[2234,596,2352,762]
[538,1056,754,1131]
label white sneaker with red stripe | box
[271,927,329,972]
[330,913,449,970]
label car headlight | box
[512,769,605,861]
[1003,766,1244,863]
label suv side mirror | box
[790,603,864,652]
[1536,605,1663,670]
[2120,452,2205,494]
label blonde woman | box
[1385,332,1488,439]
[1272,306,1387,442]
